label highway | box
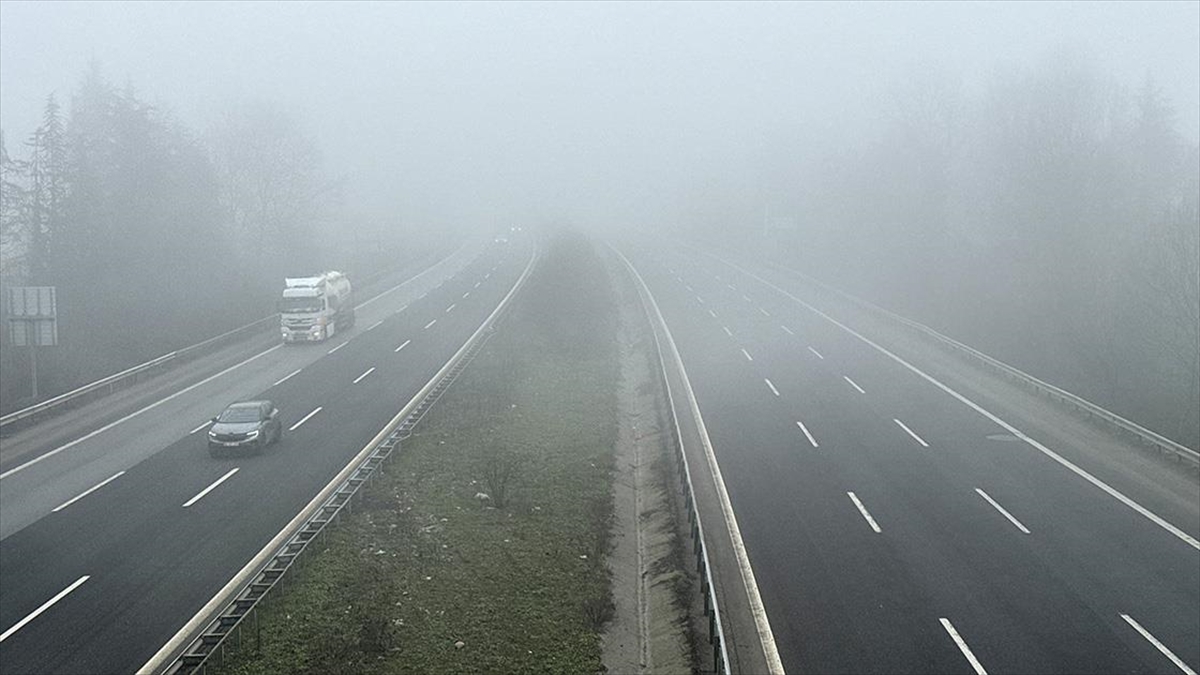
[624,243,1199,675]
[0,234,533,674]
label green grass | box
[212,233,619,675]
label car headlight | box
[208,430,217,438]
[246,430,260,439]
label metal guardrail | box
[139,242,537,675]
[0,247,458,432]
[617,251,732,675]
[766,261,1200,468]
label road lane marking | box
[353,367,376,384]
[764,378,780,396]
[726,284,736,291]
[446,303,456,313]
[807,346,824,359]
[697,295,705,304]
[0,344,284,481]
[719,256,1200,551]
[367,320,383,331]
[708,309,718,318]
[796,421,819,448]
[1121,614,1196,675]
[189,421,213,435]
[843,375,866,394]
[741,348,754,362]
[722,326,733,337]
[463,291,470,298]
[685,285,694,292]
[894,418,929,447]
[327,341,348,354]
[940,618,987,674]
[474,281,481,288]
[847,492,881,533]
[53,472,126,512]
[273,369,303,387]
[975,488,1030,534]
[485,273,491,280]
[742,294,753,303]
[781,325,794,335]
[289,407,322,431]
[394,339,411,353]
[183,468,239,508]
[0,575,90,643]
[424,319,437,330]
[759,307,771,317]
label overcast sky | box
[2,1,1197,231]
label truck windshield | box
[279,297,323,313]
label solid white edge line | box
[0,344,283,481]
[715,255,1200,551]
[182,468,239,508]
[272,368,302,387]
[940,618,989,675]
[1121,613,1197,675]
[352,367,376,384]
[613,246,783,675]
[288,406,322,431]
[138,237,539,675]
[741,348,754,362]
[52,471,126,512]
[0,575,90,643]
[975,488,1031,534]
[424,319,437,330]
[188,421,212,435]
[847,491,882,533]
[367,320,383,331]
[894,418,930,448]
[796,420,819,448]
[807,346,824,360]
[326,341,347,354]
[394,339,411,353]
[843,375,866,394]
[765,378,780,396]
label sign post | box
[7,286,58,400]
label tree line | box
[703,54,1200,447]
[0,63,342,411]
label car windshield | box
[217,406,261,423]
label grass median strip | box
[213,233,618,675]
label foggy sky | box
[2,1,1197,233]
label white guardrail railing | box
[0,249,454,432]
[766,261,1200,469]
[615,248,733,675]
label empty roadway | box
[625,242,1198,675]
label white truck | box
[278,271,355,343]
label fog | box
[3,2,1196,231]
[1,2,1198,444]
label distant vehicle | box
[208,400,282,456]
[494,236,509,244]
[279,271,354,342]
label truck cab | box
[279,271,354,342]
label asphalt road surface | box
[624,241,1198,675]
[0,234,532,674]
